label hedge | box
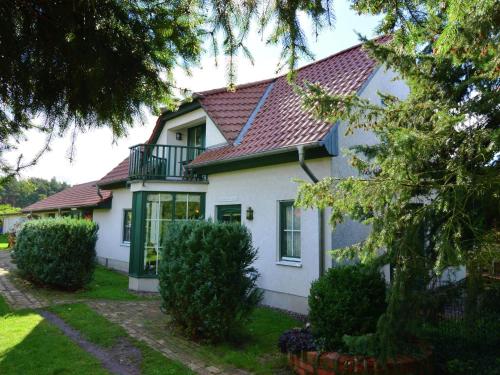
[158,220,262,342]
[13,218,98,290]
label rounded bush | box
[309,264,387,350]
[158,220,262,342]
[13,218,98,290]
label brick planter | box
[288,351,432,375]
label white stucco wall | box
[328,67,409,269]
[156,108,227,148]
[2,215,26,233]
[93,188,133,272]
[205,158,332,313]
[129,180,208,193]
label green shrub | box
[13,218,98,290]
[158,220,262,342]
[309,264,387,350]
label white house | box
[1,212,26,234]
[87,39,409,314]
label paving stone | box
[0,252,252,375]
[0,252,46,310]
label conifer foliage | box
[296,0,499,356]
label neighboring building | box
[21,181,112,219]
[0,212,26,234]
[89,39,409,313]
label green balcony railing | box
[129,144,206,181]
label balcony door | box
[187,124,205,160]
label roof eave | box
[190,142,329,174]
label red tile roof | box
[97,38,385,183]
[22,181,112,213]
[191,40,380,166]
[197,79,273,142]
[146,79,273,144]
[97,157,129,187]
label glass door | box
[144,193,173,274]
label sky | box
[6,1,381,185]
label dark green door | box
[217,205,241,223]
[187,124,206,160]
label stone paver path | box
[88,300,250,375]
[0,251,46,309]
[0,251,252,375]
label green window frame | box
[187,124,206,149]
[279,201,301,261]
[216,204,241,223]
[122,209,132,243]
[129,191,205,278]
[187,124,206,161]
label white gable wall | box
[328,67,408,274]
[156,108,227,148]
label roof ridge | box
[234,81,275,145]
[196,35,387,97]
[195,77,275,97]
[285,34,387,77]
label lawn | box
[196,307,300,373]
[141,305,300,374]
[12,265,156,303]
[50,303,194,375]
[0,234,9,250]
[51,303,298,374]
[0,296,109,375]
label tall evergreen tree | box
[295,0,499,356]
[0,0,334,176]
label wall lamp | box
[246,206,254,221]
[175,132,182,141]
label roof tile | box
[22,181,112,213]
[97,157,129,186]
[191,40,379,166]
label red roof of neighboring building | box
[97,157,129,187]
[22,181,112,213]
[191,40,380,166]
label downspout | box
[297,146,325,277]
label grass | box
[50,303,194,375]
[0,296,109,375]
[0,234,9,250]
[13,265,156,303]
[196,307,300,373]
[141,305,300,374]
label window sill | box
[275,260,302,268]
[120,242,130,247]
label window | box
[143,192,203,274]
[216,205,241,223]
[279,201,301,261]
[123,209,132,243]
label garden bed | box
[288,351,432,375]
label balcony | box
[129,144,206,181]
